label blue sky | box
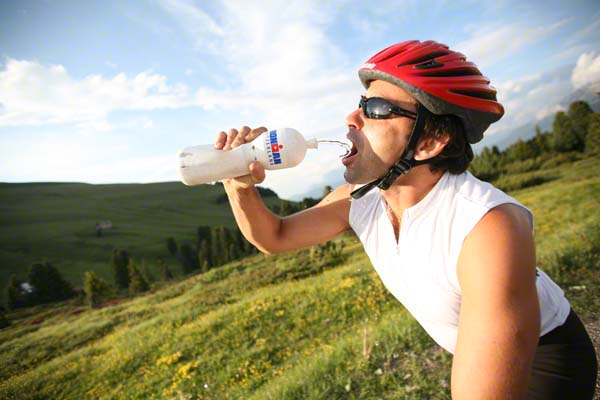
[1,0,599,198]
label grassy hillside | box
[0,156,598,399]
[0,181,280,288]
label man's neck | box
[380,166,445,217]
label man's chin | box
[344,169,374,185]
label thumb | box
[248,161,265,184]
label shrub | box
[493,171,557,192]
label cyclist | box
[216,40,597,399]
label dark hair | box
[421,112,473,174]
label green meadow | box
[0,182,281,289]
[0,155,599,399]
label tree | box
[157,257,173,280]
[128,260,149,295]
[532,126,552,154]
[552,111,580,152]
[83,271,111,308]
[197,240,211,272]
[585,113,600,154]
[322,185,333,199]
[111,249,130,290]
[567,101,593,149]
[4,274,25,310]
[279,200,293,216]
[506,139,534,162]
[179,242,199,274]
[197,226,211,245]
[166,237,177,256]
[28,262,74,305]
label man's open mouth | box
[342,142,358,166]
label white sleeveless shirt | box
[349,171,570,354]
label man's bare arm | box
[452,204,540,399]
[225,182,351,254]
[218,126,351,254]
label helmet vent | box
[451,89,497,101]
[397,51,449,67]
[419,68,480,77]
[414,60,444,69]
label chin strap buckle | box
[377,159,413,190]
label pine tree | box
[111,249,130,290]
[210,227,221,266]
[4,274,23,310]
[507,139,534,162]
[567,101,593,149]
[218,226,231,263]
[197,240,211,272]
[166,237,178,256]
[197,225,211,248]
[279,200,292,216]
[552,111,579,152]
[28,262,74,304]
[585,113,600,154]
[83,271,111,308]
[157,257,173,280]
[128,260,149,295]
[179,243,200,273]
[228,243,239,261]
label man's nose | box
[345,108,364,130]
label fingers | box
[247,126,268,142]
[231,126,251,148]
[215,131,227,149]
[216,126,268,151]
[224,128,239,150]
[248,161,265,184]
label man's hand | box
[215,126,268,189]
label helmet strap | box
[351,104,432,199]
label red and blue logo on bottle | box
[265,130,284,165]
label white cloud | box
[456,18,570,68]
[572,52,600,89]
[0,1,361,198]
[0,59,192,128]
[157,0,224,49]
[487,64,572,136]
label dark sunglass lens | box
[366,98,392,119]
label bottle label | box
[265,130,284,165]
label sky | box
[1,0,599,199]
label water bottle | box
[178,128,319,186]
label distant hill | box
[0,181,281,289]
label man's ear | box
[414,133,450,161]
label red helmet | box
[358,40,504,143]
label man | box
[216,40,597,399]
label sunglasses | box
[359,96,417,120]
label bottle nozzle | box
[306,137,319,149]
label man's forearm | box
[224,182,282,254]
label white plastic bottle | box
[178,128,318,186]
